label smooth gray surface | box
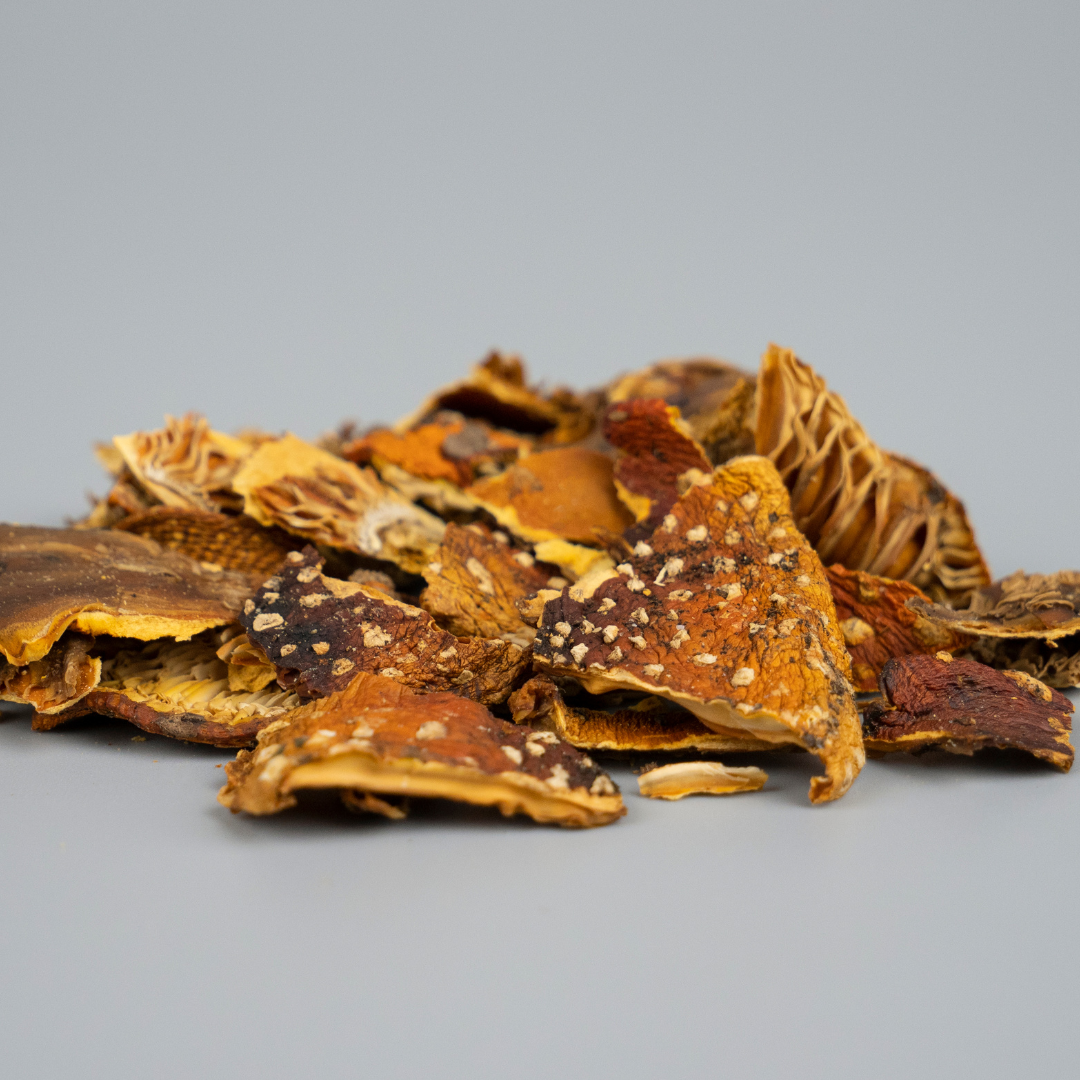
[2,3,1079,1078]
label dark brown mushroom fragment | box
[863,652,1073,769]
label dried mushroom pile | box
[2,348,1075,827]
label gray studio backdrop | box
[2,4,1078,1079]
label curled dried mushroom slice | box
[530,455,864,803]
[827,564,974,692]
[231,433,446,574]
[965,635,1080,691]
[113,413,253,513]
[863,653,1073,770]
[242,547,528,704]
[0,633,101,715]
[396,351,598,445]
[637,760,767,800]
[755,345,989,606]
[605,358,757,464]
[0,525,257,667]
[419,523,553,645]
[508,675,774,753]
[603,399,712,536]
[467,447,635,545]
[113,506,301,575]
[218,672,625,827]
[42,633,301,746]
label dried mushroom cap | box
[966,635,1080,691]
[863,653,1074,770]
[1,633,101,715]
[467,447,635,545]
[395,351,597,445]
[419,523,553,645]
[217,672,625,827]
[113,506,301,575]
[343,418,527,487]
[530,455,864,804]
[827,564,974,692]
[603,399,712,535]
[755,345,990,606]
[113,413,252,513]
[910,570,1080,641]
[231,433,446,574]
[42,633,301,745]
[606,358,757,465]
[242,547,528,704]
[0,525,257,666]
[637,760,767,800]
[508,675,774,753]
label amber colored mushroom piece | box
[754,345,990,606]
[827,564,974,692]
[637,760,767,800]
[863,652,1073,770]
[0,633,101,715]
[0,525,257,667]
[231,433,446,574]
[217,672,625,827]
[41,633,300,746]
[241,548,528,705]
[467,446,635,545]
[529,455,865,804]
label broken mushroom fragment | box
[637,760,767,800]
[113,413,253,513]
[467,447,635,545]
[0,633,101,715]
[755,345,990,606]
[241,547,528,704]
[0,525,257,667]
[113,506,301,575]
[231,433,446,573]
[603,398,712,536]
[605,358,758,465]
[827,564,974,691]
[863,652,1073,770]
[530,455,865,803]
[508,675,774,753]
[41,632,300,745]
[218,672,625,827]
[419,523,553,645]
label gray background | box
[1,3,1078,1077]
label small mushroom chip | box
[419,523,553,644]
[863,653,1074,770]
[827,564,974,691]
[0,525,258,666]
[113,413,253,513]
[242,547,528,704]
[605,357,758,465]
[42,633,301,745]
[113,506,301,575]
[0,633,101,715]
[637,760,767,800]
[395,351,597,445]
[755,345,990,606]
[530,455,865,803]
[217,672,625,827]
[467,447,635,545]
[603,398,712,535]
[508,675,774,753]
[231,433,446,573]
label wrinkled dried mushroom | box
[827,564,973,691]
[218,672,625,827]
[0,633,101,715]
[0,525,257,666]
[637,760,767,800]
[241,547,528,704]
[863,652,1073,769]
[530,455,864,803]
[755,345,989,606]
